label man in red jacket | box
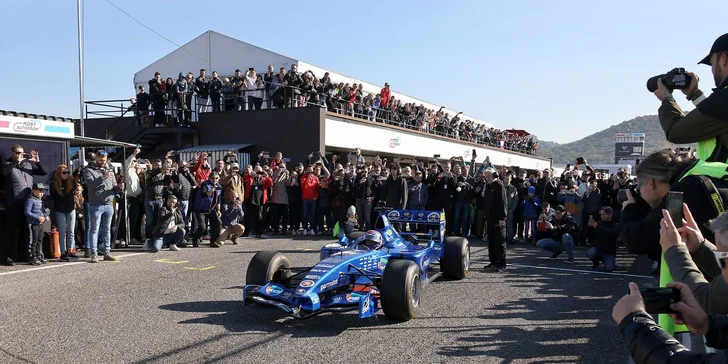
[301,166,320,235]
[378,83,391,121]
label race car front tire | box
[380,260,421,321]
[441,237,470,280]
[246,251,291,286]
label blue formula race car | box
[243,209,470,321]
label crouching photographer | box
[652,33,728,163]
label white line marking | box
[470,260,654,279]
[0,252,147,276]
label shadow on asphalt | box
[158,299,396,337]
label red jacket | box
[301,173,320,200]
[380,88,390,107]
[194,157,210,186]
[242,174,274,204]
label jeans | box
[506,212,514,241]
[302,199,317,230]
[588,247,616,271]
[355,198,372,230]
[523,219,537,241]
[145,199,163,240]
[84,203,91,250]
[179,200,189,226]
[55,211,76,253]
[151,228,186,252]
[536,233,575,259]
[453,202,470,236]
[88,204,114,256]
[126,196,141,241]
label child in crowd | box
[25,183,48,265]
[521,186,540,244]
[336,205,359,239]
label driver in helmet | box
[358,230,384,250]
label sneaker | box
[89,254,99,263]
[38,257,48,264]
[218,241,225,246]
[210,241,220,248]
[169,244,180,251]
[302,230,308,236]
[591,261,599,270]
[29,259,41,266]
[4,258,15,266]
[495,266,507,273]
[103,254,118,262]
[292,230,298,235]
[550,252,563,259]
[144,239,151,251]
[68,252,78,259]
[84,251,91,258]
[60,253,70,262]
[565,258,575,264]
[310,229,317,236]
[232,237,239,245]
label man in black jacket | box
[2,145,45,265]
[587,206,620,271]
[483,168,507,272]
[536,205,577,263]
[354,167,374,230]
[383,165,408,210]
[612,282,728,363]
[173,161,196,231]
[144,160,170,245]
[150,196,186,252]
[148,72,165,126]
[430,161,456,235]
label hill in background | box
[535,115,693,164]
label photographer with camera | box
[150,195,186,252]
[620,150,728,271]
[611,209,728,363]
[652,33,728,163]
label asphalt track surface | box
[0,236,656,364]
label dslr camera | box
[646,68,692,93]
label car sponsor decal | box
[377,258,388,270]
[346,293,360,302]
[403,211,411,218]
[295,288,306,295]
[304,275,321,280]
[265,285,284,296]
[309,269,328,273]
[282,292,293,299]
[300,280,315,287]
[316,263,335,268]
[312,295,319,304]
[332,296,343,303]
[369,288,380,296]
[427,212,440,222]
[387,211,400,220]
[320,280,338,291]
[420,255,430,269]
[362,296,370,312]
[324,243,341,248]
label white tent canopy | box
[133,30,494,129]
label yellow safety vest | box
[659,160,727,334]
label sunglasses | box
[715,251,728,269]
[97,151,108,156]
[62,171,70,175]
[13,151,23,155]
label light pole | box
[77,0,86,167]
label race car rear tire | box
[246,251,290,286]
[441,237,470,280]
[380,260,421,321]
[347,231,366,242]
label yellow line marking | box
[154,259,190,264]
[184,265,216,271]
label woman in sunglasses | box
[51,164,78,261]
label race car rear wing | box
[382,209,446,226]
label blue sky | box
[0,0,725,144]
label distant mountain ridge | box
[536,115,694,164]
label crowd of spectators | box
[130,66,538,155]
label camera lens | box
[646,75,662,92]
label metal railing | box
[90,76,539,156]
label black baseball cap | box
[554,205,566,213]
[699,33,728,65]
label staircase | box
[112,126,198,162]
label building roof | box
[0,109,75,123]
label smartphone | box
[638,287,681,314]
[666,191,684,228]
[262,153,270,159]
[433,154,441,158]
[174,202,183,209]
[576,157,585,165]
[282,157,290,163]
